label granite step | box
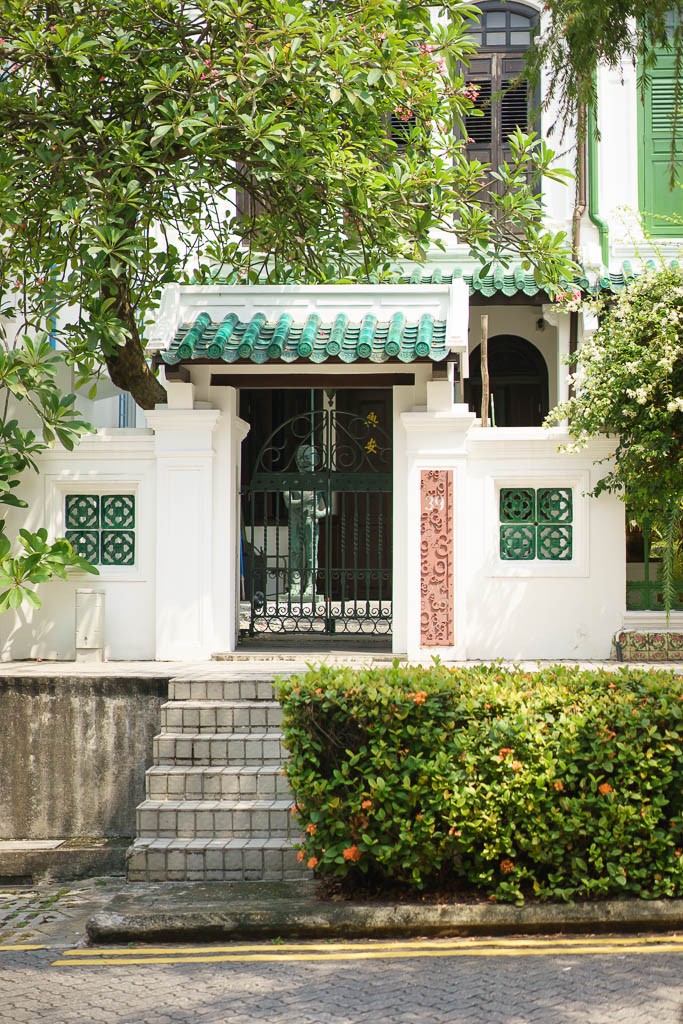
[168,678,279,703]
[160,700,283,734]
[145,764,293,802]
[126,837,309,883]
[136,799,298,840]
[153,731,287,766]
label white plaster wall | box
[400,410,625,661]
[462,430,624,660]
[596,61,643,259]
[0,431,156,661]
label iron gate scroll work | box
[242,407,392,635]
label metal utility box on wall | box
[75,589,105,661]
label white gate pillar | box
[398,404,475,661]
[146,406,221,660]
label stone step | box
[160,700,282,734]
[145,765,293,802]
[126,837,309,882]
[136,799,297,840]
[153,731,286,766]
[168,677,278,703]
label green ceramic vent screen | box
[499,487,572,561]
[65,494,135,566]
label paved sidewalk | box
[1,656,682,677]
[0,877,127,948]
[2,876,683,949]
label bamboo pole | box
[480,314,489,427]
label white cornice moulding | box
[467,427,615,461]
[145,408,221,433]
[151,282,470,356]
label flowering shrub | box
[279,662,683,903]
[546,264,683,534]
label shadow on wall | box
[0,675,168,841]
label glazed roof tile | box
[399,259,680,295]
[162,311,448,365]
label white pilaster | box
[398,404,475,661]
[208,387,250,654]
[145,407,221,660]
[542,305,571,407]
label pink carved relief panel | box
[420,469,454,646]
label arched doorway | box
[465,334,549,426]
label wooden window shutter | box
[464,55,497,169]
[639,52,683,235]
[465,53,532,192]
[235,161,265,223]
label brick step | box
[136,799,298,840]
[145,765,293,802]
[126,837,309,882]
[168,677,278,703]
[153,731,286,766]
[161,700,282,734]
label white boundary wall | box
[0,430,157,661]
[1,398,626,664]
[396,405,624,661]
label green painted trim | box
[636,49,683,237]
[587,103,610,268]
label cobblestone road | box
[0,937,681,1024]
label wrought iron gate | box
[241,406,392,635]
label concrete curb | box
[86,886,683,944]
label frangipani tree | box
[0,0,575,611]
[0,0,574,409]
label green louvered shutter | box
[639,52,683,235]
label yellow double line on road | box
[51,934,683,967]
[0,944,46,951]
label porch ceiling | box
[162,310,449,366]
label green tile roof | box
[400,259,680,296]
[162,311,449,365]
[400,264,549,297]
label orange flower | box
[500,858,515,874]
[408,691,427,704]
[342,845,362,862]
[553,780,564,791]
[361,799,373,810]
[511,760,522,772]
[297,849,305,862]
[307,856,319,869]
[498,747,513,760]
[306,823,317,835]
[598,782,613,795]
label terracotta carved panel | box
[420,469,454,646]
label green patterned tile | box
[101,530,135,566]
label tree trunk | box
[102,277,167,410]
[104,333,167,410]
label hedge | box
[278,662,683,903]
